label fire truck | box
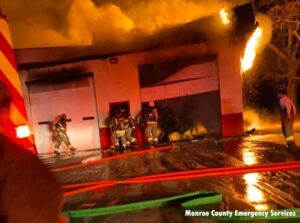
[0,8,36,153]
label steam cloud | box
[1,0,235,50]
[243,108,280,131]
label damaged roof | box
[15,2,256,70]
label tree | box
[245,0,300,109]
[264,0,300,100]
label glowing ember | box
[219,8,230,25]
[241,27,263,73]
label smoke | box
[67,0,135,45]
[243,108,280,131]
[255,13,273,54]
[11,24,73,48]
[126,0,228,34]
[1,0,234,50]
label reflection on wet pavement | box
[241,147,268,210]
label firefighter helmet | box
[276,84,287,95]
[61,113,67,120]
[149,101,155,107]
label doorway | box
[28,75,100,153]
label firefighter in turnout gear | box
[277,86,297,149]
[144,101,160,145]
[53,114,76,154]
[110,109,128,151]
[124,116,137,146]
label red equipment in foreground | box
[0,8,36,153]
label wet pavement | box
[47,138,299,185]
[40,133,300,222]
[63,172,300,223]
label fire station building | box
[14,3,255,154]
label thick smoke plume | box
[1,0,235,50]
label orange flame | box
[241,27,263,73]
[219,8,230,25]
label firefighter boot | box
[130,137,137,145]
[116,146,125,153]
[69,146,77,154]
[54,148,61,155]
[287,141,297,150]
[115,140,124,153]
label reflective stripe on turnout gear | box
[286,136,295,142]
[115,130,125,137]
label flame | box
[219,8,230,25]
[241,27,263,73]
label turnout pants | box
[54,133,74,152]
[113,130,127,149]
[281,113,296,149]
[125,127,137,145]
[145,123,159,144]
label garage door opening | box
[27,74,100,154]
[139,56,221,138]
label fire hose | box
[52,144,173,172]
[62,160,300,221]
[63,191,300,221]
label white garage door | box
[29,75,100,154]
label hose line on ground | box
[63,191,300,221]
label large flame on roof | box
[241,26,263,73]
[219,8,230,25]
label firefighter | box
[277,85,297,149]
[53,114,76,154]
[144,101,160,145]
[110,109,128,151]
[124,115,137,146]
